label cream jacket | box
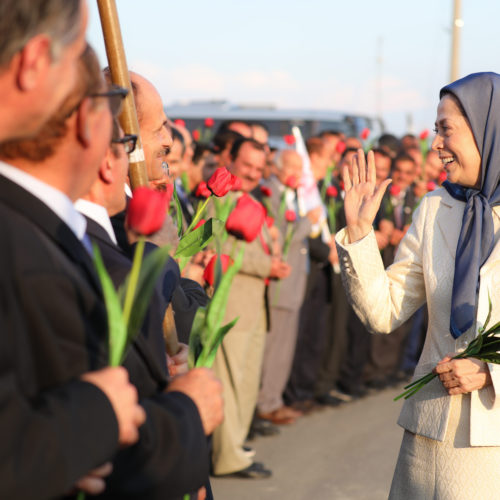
[336,188,500,445]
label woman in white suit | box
[336,72,500,499]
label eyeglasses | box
[112,134,137,154]
[90,84,128,117]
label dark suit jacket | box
[85,218,210,499]
[0,174,119,499]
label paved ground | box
[211,385,405,500]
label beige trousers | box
[211,309,267,475]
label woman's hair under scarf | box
[441,72,500,339]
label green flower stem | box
[122,237,145,328]
[282,223,294,260]
[186,197,211,233]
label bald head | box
[276,149,303,186]
[128,71,172,185]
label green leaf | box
[205,245,244,346]
[118,243,171,360]
[175,218,224,258]
[188,306,207,369]
[196,317,239,368]
[172,182,184,238]
[92,244,127,367]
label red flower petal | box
[226,194,266,242]
[360,128,370,140]
[326,185,338,198]
[194,219,206,230]
[127,186,170,235]
[285,209,297,222]
[207,167,233,197]
[204,117,214,128]
[174,119,185,127]
[260,185,272,197]
[203,254,233,286]
[419,129,429,140]
[285,175,298,189]
[335,141,346,154]
[195,181,211,198]
[192,129,200,141]
[389,184,401,197]
[283,134,295,145]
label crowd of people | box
[4,0,499,499]
[166,117,447,480]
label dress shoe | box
[247,417,280,440]
[290,399,323,414]
[257,406,301,425]
[315,393,343,407]
[218,461,272,479]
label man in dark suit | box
[0,45,147,498]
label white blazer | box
[336,187,500,445]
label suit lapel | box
[0,175,103,295]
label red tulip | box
[419,129,429,140]
[195,181,211,198]
[207,167,234,197]
[260,185,272,197]
[439,170,447,184]
[230,176,242,192]
[192,129,200,141]
[194,219,206,230]
[174,119,185,127]
[285,175,298,189]
[204,117,214,128]
[426,181,437,192]
[203,254,233,286]
[326,185,338,198]
[360,128,370,140]
[389,184,401,197]
[226,193,266,242]
[265,215,274,228]
[127,186,170,235]
[283,134,295,145]
[335,141,346,154]
[285,210,297,222]
[339,180,345,191]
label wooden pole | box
[450,0,462,83]
[96,0,149,189]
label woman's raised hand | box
[343,149,391,243]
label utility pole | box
[376,36,383,123]
[450,0,463,82]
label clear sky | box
[87,0,500,137]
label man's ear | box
[76,98,92,146]
[16,35,52,91]
[99,149,114,184]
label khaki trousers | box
[212,308,266,475]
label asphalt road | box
[211,385,405,500]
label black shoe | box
[220,462,272,479]
[315,393,343,407]
[247,417,280,440]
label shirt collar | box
[0,161,87,240]
[75,198,118,245]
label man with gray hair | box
[0,0,88,141]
